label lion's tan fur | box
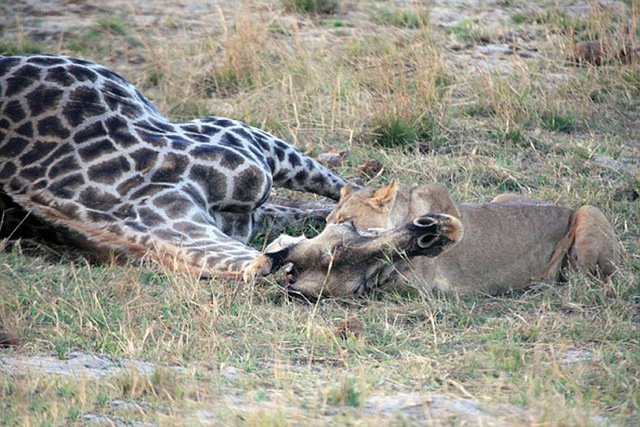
[327,181,620,295]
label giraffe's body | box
[0,54,346,276]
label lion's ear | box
[340,184,354,200]
[369,179,398,209]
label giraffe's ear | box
[367,179,398,209]
[340,184,354,200]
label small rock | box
[516,49,535,58]
[193,409,217,423]
[80,413,125,425]
[559,349,593,364]
[335,316,364,339]
[317,150,347,169]
[587,155,638,177]
[1,351,184,378]
[570,40,638,66]
[221,365,247,380]
[448,43,466,51]
[366,393,529,424]
[355,158,384,178]
[128,54,146,65]
[478,44,513,56]
[108,399,149,412]
[0,330,20,348]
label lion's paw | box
[413,213,464,250]
[438,214,464,244]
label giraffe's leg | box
[266,196,335,211]
[213,203,330,244]
[8,189,260,278]
[270,157,348,200]
[210,210,255,243]
[253,131,348,200]
[251,203,331,236]
[116,217,260,278]
[120,192,262,276]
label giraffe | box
[0,54,347,278]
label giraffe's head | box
[244,213,463,300]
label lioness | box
[324,180,620,295]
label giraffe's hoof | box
[243,255,273,283]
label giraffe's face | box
[245,213,463,299]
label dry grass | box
[1,0,638,425]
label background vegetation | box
[1,0,638,424]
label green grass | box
[369,114,440,149]
[539,111,578,133]
[1,254,638,424]
[281,0,339,14]
[533,7,637,42]
[326,377,361,407]
[510,13,528,24]
[534,10,588,36]
[96,15,128,35]
[1,0,639,425]
[0,38,44,55]
[64,29,101,53]
[375,10,429,29]
[447,19,479,43]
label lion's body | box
[327,182,620,295]
[406,202,575,294]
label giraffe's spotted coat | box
[0,54,347,276]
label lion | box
[321,180,621,295]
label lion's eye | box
[340,214,353,223]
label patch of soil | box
[1,351,184,378]
[365,393,531,425]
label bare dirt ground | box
[0,350,589,424]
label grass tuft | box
[375,10,429,29]
[282,0,339,15]
[0,38,44,55]
[510,13,528,24]
[447,19,482,43]
[96,15,128,35]
[369,114,439,149]
[326,377,361,407]
[540,111,578,133]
